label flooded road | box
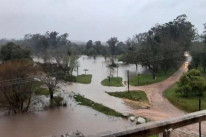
[0,56,146,137]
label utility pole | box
[77,66,79,76]
[127,70,129,92]
[199,98,201,137]
[117,67,118,77]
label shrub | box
[176,69,205,97]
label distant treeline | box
[1,14,205,79]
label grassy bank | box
[74,94,125,117]
[101,77,123,87]
[130,69,177,86]
[76,74,92,84]
[106,90,148,102]
[164,84,206,112]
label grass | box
[164,84,206,112]
[73,94,125,117]
[76,74,92,84]
[130,69,177,86]
[101,77,123,87]
[106,90,148,102]
[149,135,158,137]
[33,81,50,96]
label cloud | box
[0,0,205,41]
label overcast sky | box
[0,0,205,42]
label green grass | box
[76,74,92,84]
[33,81,50,96]
[101,77,123,87]
[130,69,177,86]
[74,94,125,117]
[164,84,206,112]
[106,90,148,102]
[149,135,158,137]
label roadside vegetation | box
[74,94,125,117]
[164,69,206,112]
[164,23,206,113]
[101,77,123,87]
[164,84,206,112]
[130,69,177,86]
[106,90,148,102]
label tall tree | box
[0,42,31,61]
[86,40,93,49]
[107,37,119,56]
[38,73,58,100]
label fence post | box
[163,128,172,137]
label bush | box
[54,96,63,106]
[176,69,205,97]
[0,42,31,61]
[50,96,67,107]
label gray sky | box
[0,0,205,42]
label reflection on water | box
[0,56,146,137]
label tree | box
[0,60,36,113]
[0,42,31,61]
[121,15,195,79]
[203,23,206,43]
[24,32,70,60]
[107,37,118,56]
[101,46,110,61]
[51,47,78,75]
[189,41,204,70]
[86,40,93,49]
[176,69,205,97]
[125,37,141,70]
[38,73,58,100]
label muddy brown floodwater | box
[0,56,146,137]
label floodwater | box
[0,56,146,137]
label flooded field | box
[0,56,146,137]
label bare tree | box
[38,73,58,100]
[52,47,78,75]
[0,60,36,113]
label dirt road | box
[128,58,206,136]
[130,63,186,120]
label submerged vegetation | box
[74,94,125,117]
